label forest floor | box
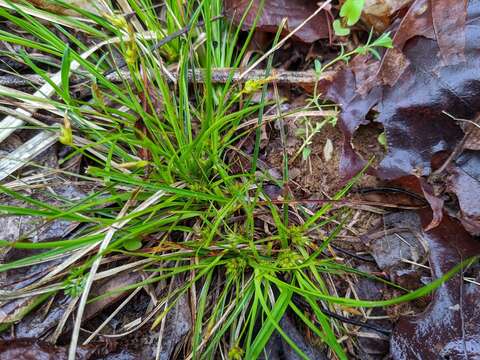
[0,0,479,359]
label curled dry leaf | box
[323,138,334,162]
[223,0,332,43]
[362,0,413,32]
[390,210,480,359]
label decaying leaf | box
[321,0,480,232]
[335,0,477,179]
[368,211,427,271]
[0,339,96,360]
[223,0,332,43]
[2,272,143,341]
[447,151,480,235]
[22,0,104,15]
[390,210,480,359]
[362,0,413,31]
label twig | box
[101,15,224,80]
[292,295,391,335]
[329,244,376,263]
[0,68,333,87]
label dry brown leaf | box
[224,0,332,43]
[362,0,413,31]
[22,0,104,15]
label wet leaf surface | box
[376,30,476,180]
[354,264,391,360]
[390,210,480,359]
[0,184,87,330]
[328,0,479,176]
[447,151,480,235]
[367,211,427,271]
[0,339,96,360]
[223,0,332,43]
[154,290,192,360]
[324,0,480,233]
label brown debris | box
[223,0,332,43]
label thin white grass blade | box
[68,189,168,360]
[0,130,57,181]
[0,30,159,142]
[0,0,97,27]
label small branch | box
[0,68,334,87]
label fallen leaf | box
[376,3,430,91]
[362,0,413,32]
[378,0,466,87]
[447,151,480,235]
[323,138,334,162]
[321,0,480,232]
[419,179,444,231]
[223,0,332,43]
[0,339,96,360]
[367,211,427,271]
[322,55,383,178]
[83,272,143,321]
[375,25,477,180]
[390,210,480,359]
[153,289,192,360]
[431,0,468,65]
[22,0,104,15]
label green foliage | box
[123,238,142,251]
[333,19,350,36]
[334,0,366,36]
[0,1,464,359]
[340,0,366,26]
[378,131,388,149]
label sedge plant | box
[0,1,473,359]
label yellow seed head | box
[59,115,73,146]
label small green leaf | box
[314,59,322,75]
[302,147,312,161]
[124,238,142,251]
[355,45,367,55]
[340,0,366,26]
[372,32,393,49]
[378,132,387,149]
[60,45,71,102]
[333,19,350,36]
[327,116,338,127]
[295,127,306,136]
[369,48,381,60]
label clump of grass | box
[0,1,468,359]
